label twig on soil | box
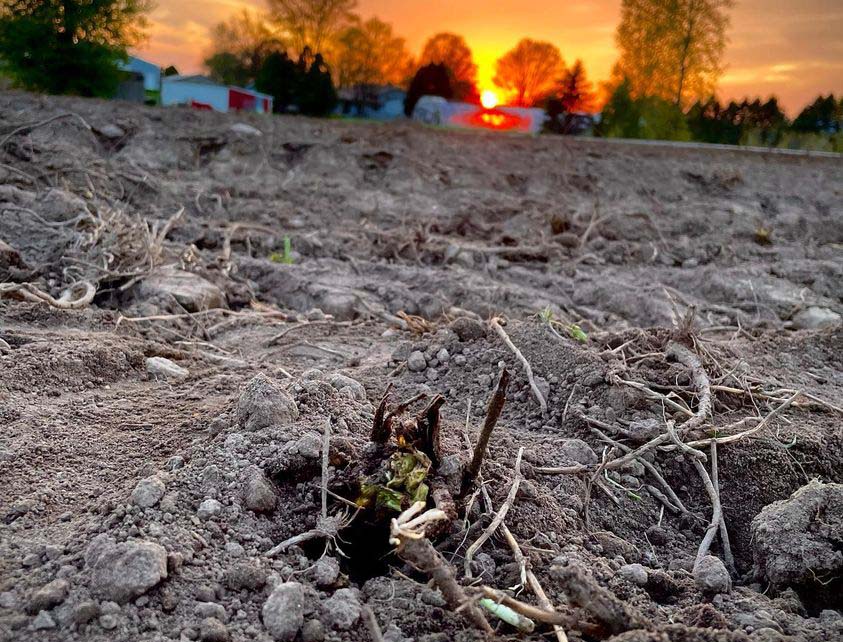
[710,439,736,574]
[490,317,547,415]
[464,447,524,579]
[267,319,347,345]
[321,417,331,521]
[466,368,510,486]
[390,504,495,636]
[0,280,95,309]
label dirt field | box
[1,91,841,642]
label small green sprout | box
[538,306,554,323]
[568,324,588,343]
[270,236,294,264]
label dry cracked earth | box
[1,91,842,642]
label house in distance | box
[161,75,273,114]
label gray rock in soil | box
[98,124,125,139]
[321,588,361,630]
[262,582,304,641]
[792,306,842,330]
[146,357,189,381]
[195,602,228,623]
[308,557,340,588]
[327,373,366,401]
[199,617,230,642]
[618,563,649,587]
[236,374,299,431]
[0,592,18,609]
[229,123,262,137]
[131,476,166,508]
[32,610,56,630]
[197,499,223,520]
[407,350,427,372]
[27,578,69,613]
[751,480,843,589]
[138,267,226,312]
[241,466,277,513]
[87,538,168,603]
[558,438,598,465]
[449,317,486,341]
[301,619,325,642]
[223,562,267,591]
[70,601,100,625]
[99,613,119,630]
[694,555,732,594]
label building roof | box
[119,55,161,91]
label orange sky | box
[137,0,843,115]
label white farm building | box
[161,75,273,114]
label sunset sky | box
[137,0,843,115]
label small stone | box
[27,578,69,613]
[321,588,361,630]
[223,562,267,591]
[224,542,245,557]
[618,563,649,586]
[99,613,119,630]
[792,306,841,330]
[87,538,168,604]
[0,592,18,609]
[44,544,64,561]
[98,124,125,139]
[407,351,427,372]
[195,602,228,623]
[199,617,230,642]
[262,582,304,641]
[138,267,226,313]
[309,557,340,588]
[436,348,450,363]
[236,374,298,431]
[301,619,325,642]
[453,355,466,366]
[197,499,223,520]
[131,476,166,508]
[646,525,669,546]
[449,317,486,341]
[146,357,189,381]
[71,601,100,625]
[229,123,262,136]
[557,438,598,465]
[327,373,366,401]
[694,555,732,594]
[241,466,277,514]
[32,611,56,630]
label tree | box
[493,39,564,107]
[614,0,731,107]
[418,33,478,101]
[792,94,841,134]
[557,60,597,113]
[255,51,298,112]
[162,65,180,77]
[404,63,452,117]
[205,10,282,86]
[599,78,690,140]
[334,17,413,92]
[267,0,357,55]
[295,51,338,116]
[0,0,149,97]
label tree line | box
[0,0,840,150]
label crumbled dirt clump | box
[0,91,841,642]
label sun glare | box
[480,89,499,109]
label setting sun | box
[480,89,499,109]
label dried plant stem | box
[490,317,547,415]
[465,447,524,579]
[466,368,509,484]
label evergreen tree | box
[255,51,298,113]
[792,94,841,133]
[295,52,337,116]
